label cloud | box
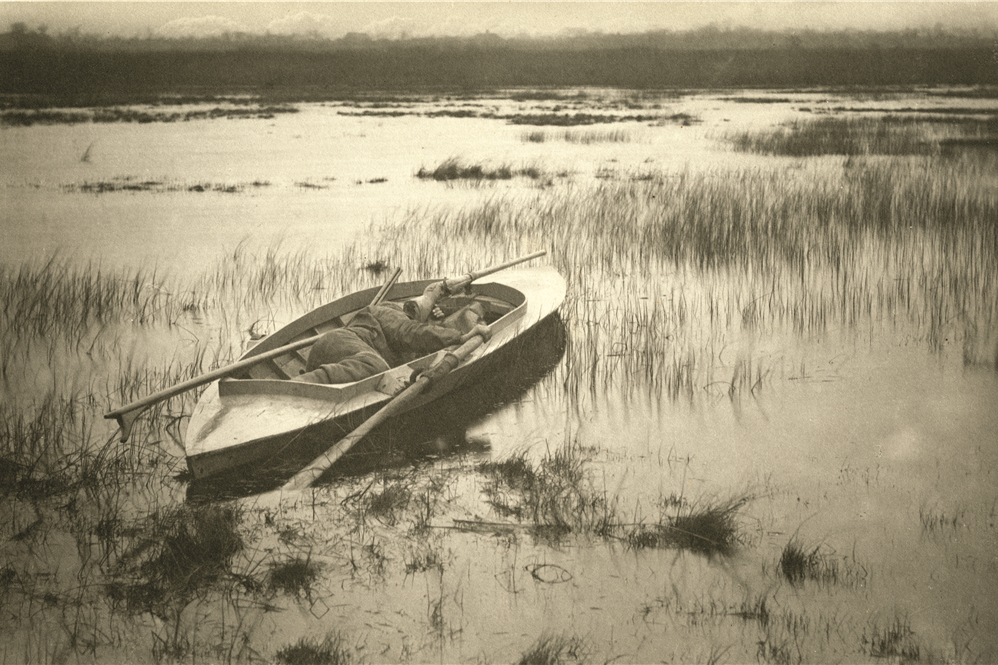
[266,12,343,38]
[363,16,421,39]
[155,16,251,39]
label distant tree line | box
[1,25,995,101]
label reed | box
[919,504,967,532]
[363,482,412,526]
[0,390,131,499]
[2,105,299,126]
[562,128,632,144]
[478,445,616,539]
[0,257,176,345]
[377,147,996,405]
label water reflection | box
[186,314,567,501]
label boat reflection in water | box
[186,313,566,501]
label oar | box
[104,267,402,443]
[281,333,487,492]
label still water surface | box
[2,90,996,662]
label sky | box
[2,1,997,40]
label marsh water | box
[2,89,997,663]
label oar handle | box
[442,250,546,293]
[104,334,320,441]
[104,268,403,443]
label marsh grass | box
[61,177,272,194]
[506,111,659,126]
[0,256,174,346]
[919,504,967,533]
[0,391,129,499]
[387,144,997,404]
[478,446,616,540]
[363,482,412,526]
[731,114,998,157]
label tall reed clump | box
[520,129,632,144]
[184,240,397,318]
[0,257,176,341]
[625,497,748,557]
[373,146,997,402]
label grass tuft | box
[863,616,921,662]
[517,634,587,665]
[363,483,412,526]
[268,555,322,599]
[625,497,748,557]
[416,157,544,181]
[276,632,353,665]
[777,539,860,587]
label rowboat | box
[184,264,566,479]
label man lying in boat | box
[291,282,491,384]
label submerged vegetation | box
[1,89,996,662]
[1,105,298,127]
